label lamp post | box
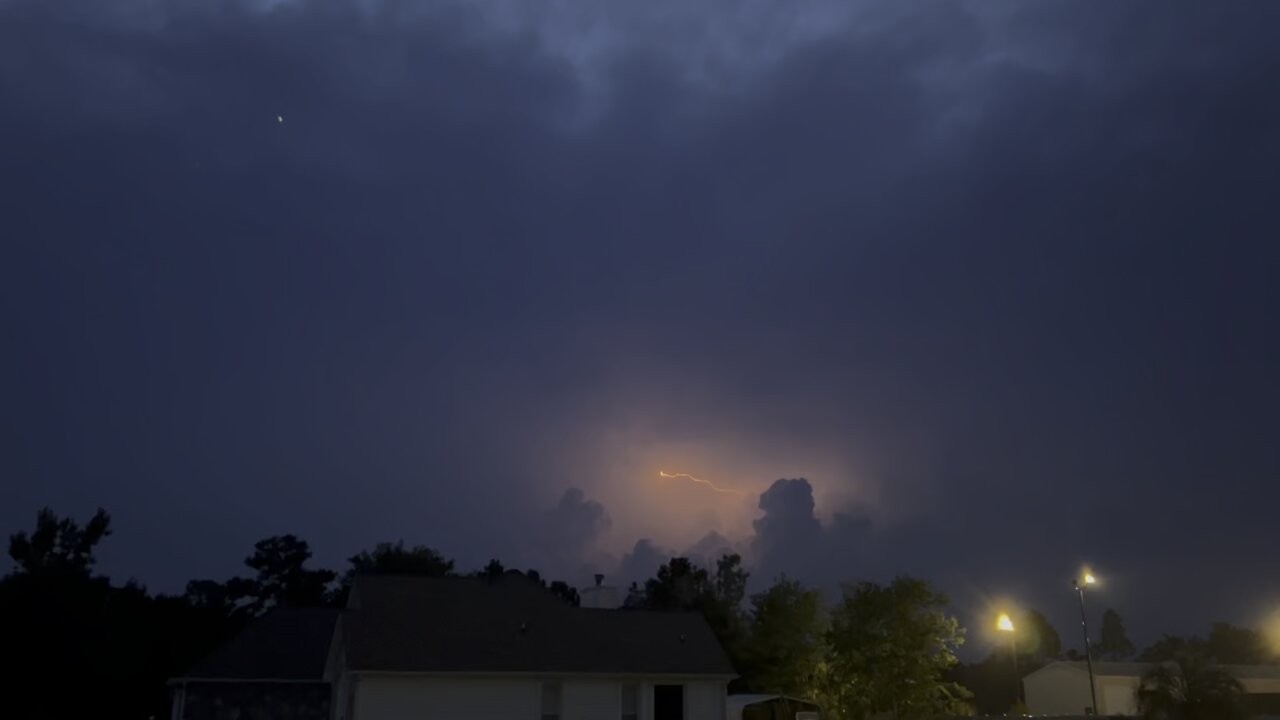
[997,613,1020,705]
[1074,573,1098,715]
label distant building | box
[1023,660,1280,717]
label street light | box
[998,613,1020,705]
[1074,572,1099,715]
[998,613,1015,633]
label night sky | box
[3,0,1278,655]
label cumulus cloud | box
[599,480,862,595]
[686,530,739,567]
[518,487,612,582]
[614,538,669,588]
[606,530,741,590]
[751,479,825,578]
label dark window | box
[654,684,683,720]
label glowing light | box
[658,470,741,494]
[277,115,284,123]
[1083,572,1097,586]
[997,613,1014,632]
[1266,610,1280,655]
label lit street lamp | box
[997,613,1015,633]
[997,613,1020,705]
[1073,572,1099,715]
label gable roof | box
[341,575,736,677]
[183,607,340,680]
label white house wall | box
[1097,676,1139,716]
[355,677,537,720]
[1024,665,1094,716]
[684,681,726,720]
[350,675,727,720]
[1241,677,1280,694]
[1026,668,1139,717]
[563,680,621,720]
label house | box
[169,606,340,720]
[1023,660,1280,717]
[172,572,736,720]
[331,574,736,720]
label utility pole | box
[1074,576,1099,715]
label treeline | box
[0,508,578,720]
[611,556,1276,717]
[620,556,971,718]
[4,507,1276,720]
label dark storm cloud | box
[752,479,825,581]
[523,487,611,579]
[610,531,739,589]
[686,531,737,567]
[2,0,1279,647]
[615,539,668,589]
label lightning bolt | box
[658,470,741,494]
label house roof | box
[341,574,736,676]
[1025,661,1280,681]
[182,607,340,680]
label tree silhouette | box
[482,558,505,579]
[707,553,750,684]
[1136,656,1244,720]
[949,653,1027,715]
[241,535,337,613]
[346,541,454,581]
[182,577,259,619]
[1139,623,1272,665]
[548,580,580,607]
[1206,622,1272,664]
[1142,635,1208,662]
[1096,608,1136,660]
[8,507,111,575]
[631,554,750,685]
[1018,608,1063,660]
[715,553,748,610]
[642,557,712,610]
[2,508,242,720]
